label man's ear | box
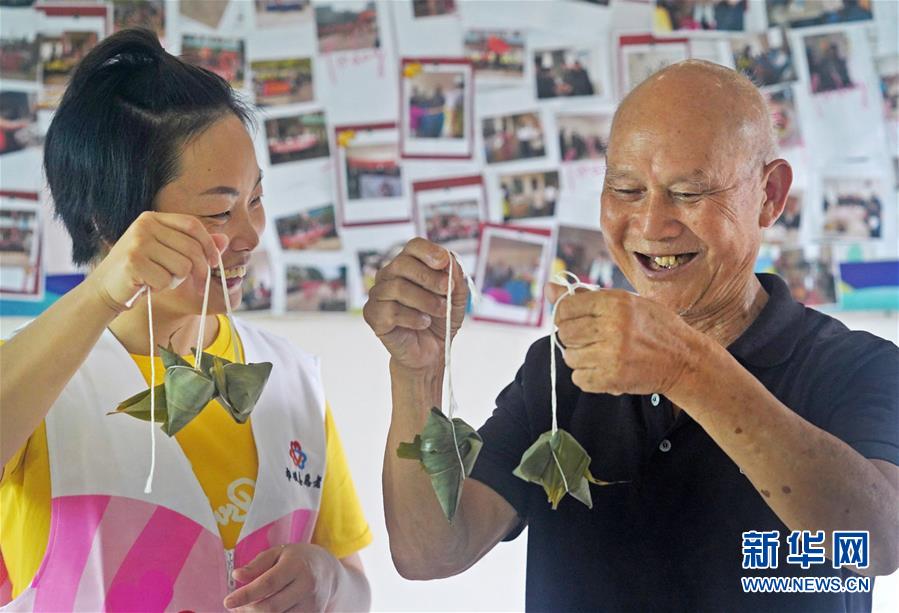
[759,159,793,229]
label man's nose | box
[638,191,682,241]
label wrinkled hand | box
[223,543,339,612]
[363,238,468,372]
[85,211,228,313]
[546,283,699,396]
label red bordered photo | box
[472,222,553,327]
[400,57,474,159]
[412,175,486,256]
[0,190,43,300]
[334,122,409,227]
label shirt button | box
[650,393,661,406]
[659,439,672,452]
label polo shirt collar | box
[726,273,805,368]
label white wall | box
[2,310,897,611]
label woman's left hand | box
[223,544,338,612]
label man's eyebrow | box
[199,170,264,197]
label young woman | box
[0,29,371,611]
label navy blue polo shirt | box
[470,273,899,612]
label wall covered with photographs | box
[1,0,897,321]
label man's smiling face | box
[600,61,779,319]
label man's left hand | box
[224,543,337,612]
[548,284,701,397]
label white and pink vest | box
[0,319,327,611]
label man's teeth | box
[211,265,247,279]
[652,255,687,269]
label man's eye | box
[613,188,641,195]
[673,192,701,200]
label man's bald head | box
[612,60,778,169]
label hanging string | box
[143,288,157,494]
[194,266,212,367]
[441,249,478,477]
[547,271,599,495]
[215,256,240,363]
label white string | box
[441,249,478,479]
[194,266,212,367]
[143,288,157,494]
[548,271,598,494]
[216,256,239,363]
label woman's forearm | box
[0,276,118,466]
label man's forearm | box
[383,359,472,578]
[671,335,899,575]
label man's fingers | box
[556,316,604,348]
[402,237,451,270]
[371,278,446,319]
[363,300,433,336]
[378,253,449,295]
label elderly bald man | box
[363,60,899,611]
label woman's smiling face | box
[152,114,265,315]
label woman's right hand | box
[363,238,469,373]
[84,211,227,313]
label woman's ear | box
[759,159,793,229]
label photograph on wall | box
[0,194,42,299]
[113,0,165,39]
[275,203,340,251]
[179,0,230,29]
[464,29,526,85]
[0,34,39,82]
[38,31,99,108]
[473,223,553,326]
[534,47,601,100]
[251,57,314,107]
[618,35,690,96]
[181,34,245,89]
[356,239,408,304]
[554,225,633,290]
[254,0,312,28]
[763,190,803,245]
[285,262,348,312]
[653,0,748,33]
[413,0,457,18]
[877,55,898,152]
[237,249,273,312]
[482,111,545,164]
[265,111,329,165]
[335,123,408,226]
[804,32,855,95]
[820,176,883,240]
[0,91,41,156]
[766,0,872,28]
[730,28,796,87]
[413,176,485,255]
[400,58,473,159]
[765,85,803,148]
[838,260,899,311]
[771,246,836,306]
[557,112,612,162]
[314,1,380,54]
[498,170,559,221]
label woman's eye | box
[205,211,231,221]
[251,195,263,206]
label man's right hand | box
[85,211,228,313]
[362,238,469,372]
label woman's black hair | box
[44,28,253,265]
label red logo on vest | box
[289,440,307,469]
